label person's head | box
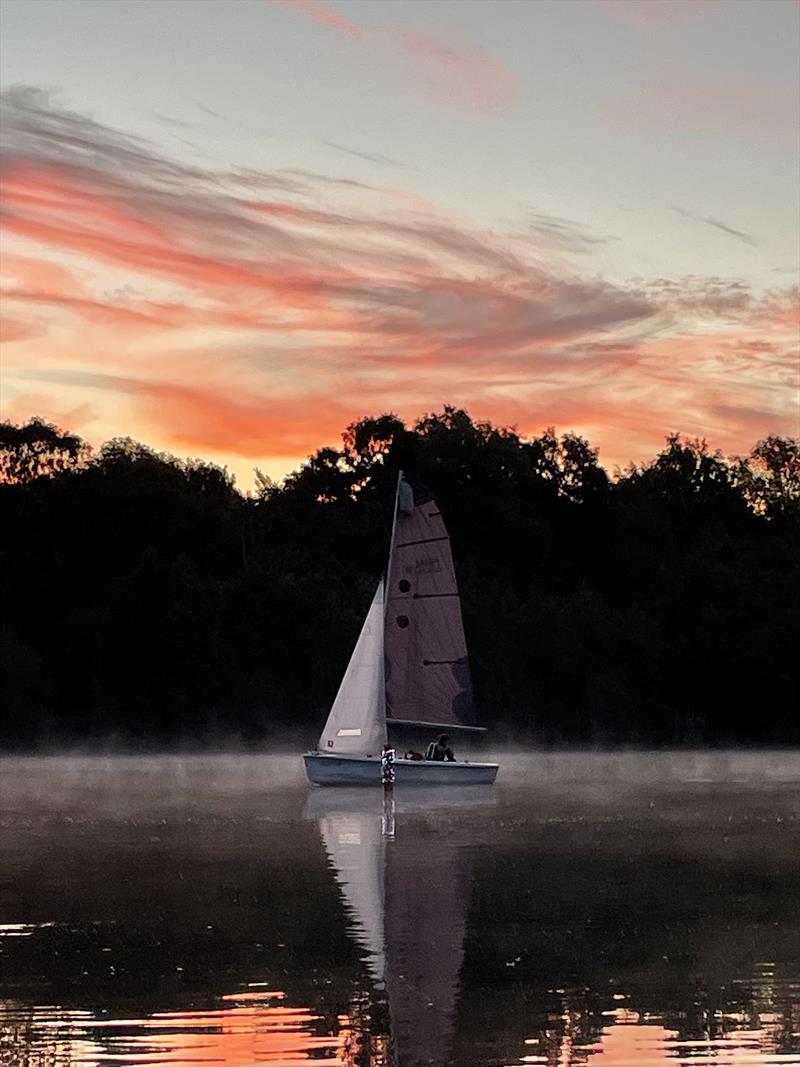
[438,734,449,744]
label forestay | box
[318,581,387,755]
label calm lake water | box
[1,752,799,1067]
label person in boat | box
[381,744,396,784]
[425,734,455,762]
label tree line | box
[1,410,798,748]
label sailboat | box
[304,474,498,786]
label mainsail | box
[318,581,386,755]
[384,478,477,730]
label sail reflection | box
[309,787,495,1067]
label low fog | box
[2,748,798,819]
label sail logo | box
[414,557,442,575]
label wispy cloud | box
[275,0,363,38]
[1,87,794,475]
[608,78,799,139]
[527,212,615,253]
[270,0,516,114]
[596,0,727,28]
[638,275,754,318]
[672,205,757,246]
[322,140,407,168]
[390,28,516,114]
[152,112,199,132]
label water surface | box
[1,752,799,1066]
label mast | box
[384,469,404,622]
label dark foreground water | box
[1,752,799,1067]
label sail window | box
[398,479,414,514]
[398,579,411,592]
[396,615,410,629]
[336,728,362,737]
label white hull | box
[304,751,498,786]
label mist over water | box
[1,751,799,1066]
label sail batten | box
[395,535,450,548]
[388,719,486,732]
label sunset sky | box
[1,0,798,487]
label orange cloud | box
[1,87,795,481]
[127,379,360,458]
[22,369,376,458]
[0,317,46,343]
[1,252,87,295]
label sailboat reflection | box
[307,786,496,1067]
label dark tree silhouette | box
[0,417,89,483]
[1,413,797,749]
[733,435,800,519]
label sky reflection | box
[4,981,798,1067]
[0,989,384,1066]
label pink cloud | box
[394,29,516,113]
[271,0,363,38]
[596,0,727,27]
[269,0,516,114]
[1,252,87,296]
[0,317,46,343]
[1,88,795,478]
[608,79,799,138]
